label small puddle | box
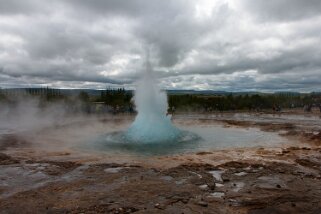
[210,192,225,198]
[208,170,224,182]
[104,167,128,173]
[234,172,248,176]
[255,176,287,189]
[230,182,245,192]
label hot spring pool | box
[86,123,293,156]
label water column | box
[124,56,181,143]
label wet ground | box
[0,112,320,213]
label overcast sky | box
[0,0,321,91]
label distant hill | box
[1,88,320,96]
[166,90,265,96]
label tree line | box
[168,93,321,112]
[1,88,321,113]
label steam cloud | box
[124,56,181,143]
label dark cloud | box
[240,0,321,22]
[0,0,38,15]
[0,0,320,91]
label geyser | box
[124,57,181,143]
[94,55,201,155]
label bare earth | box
[0,112,320,214]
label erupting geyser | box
[124,57,181,143]
[96,54,201,154]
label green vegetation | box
[1,88,321,113]
[169,93,321,112]
[97,88,132,109]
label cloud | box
[239,0,321,22]
[0,0,320,91]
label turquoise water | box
[88,124,291,156]
[92,129,202,156]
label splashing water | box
[91,54,201,155]
[124,56,181,143]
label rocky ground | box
[0,113,320,214]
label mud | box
[0,147,320,214]
[0,113,320,214]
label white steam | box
[125,57,181,143]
